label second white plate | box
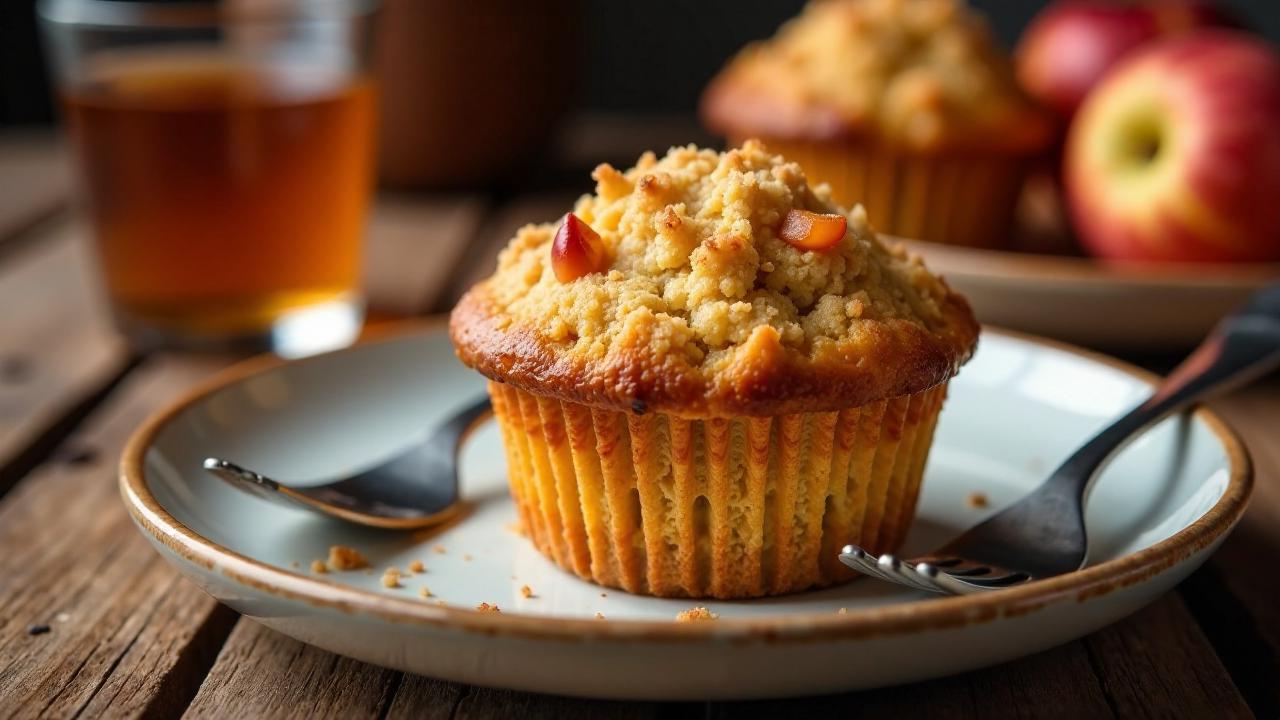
[908,239,1279,351]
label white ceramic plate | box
[905,239,1280,351]
[121,323,1251,700]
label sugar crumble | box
[676,607,719,622]
[381,567,403,588]
[328,545,369,570]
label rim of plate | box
[898,237,1280,288]
[120,319,1253,644]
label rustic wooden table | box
[0,121,1277,719]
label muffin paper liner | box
[489,381,947,599]
[742,137,1028,249]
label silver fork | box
[841,283,1280,595]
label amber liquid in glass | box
[64,51,375,339]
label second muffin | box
[451,142,978,598]
[701,0,1054,249]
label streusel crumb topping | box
[704,0,1049,151]
[487,143,946,367]
[452,142,976,415]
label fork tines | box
[839,545,1032,595]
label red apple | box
[1064,31,1280,263]
[1017,1,1234,119]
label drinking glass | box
[39,0,377,356]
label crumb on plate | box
[676,606,719,622]
[310,560,328,574]
[407,559,425,573]
[433,545,447,555]
[463,554,473,562]
[520,585,533,599]
[476,602,501,613]
[595,612,605,620]
[967,491,989,509]
[381,567,403,589]
[328,545,369,570]
[419,586,433,598]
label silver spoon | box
[203,396,491,529]
[840,282,1280,595]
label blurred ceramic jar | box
[374,0,578,188]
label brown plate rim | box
[119,320,1253,644]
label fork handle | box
[1049,283,1280,498]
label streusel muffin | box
[701,0,1054,248]
[450,142,978,598]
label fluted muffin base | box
[488,381,948,599]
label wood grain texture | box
[0,221,128,494]
[1083,593,1250,719]
[382,674,467,720]
[713,641,1112,719]
[0,133,70,245]
[364,195,486,316]
[713,594,1245,720]
[1183,379,1280,718]
[189,621,676,720]
[184,621,400,720]
[0,355,235,719]
[450,687,671,720]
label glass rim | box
[37,0,379,29]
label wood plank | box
[713,594,1245,719]
[363,195,486,316]
[379,673,464,720]
[1181,379,1280,718]
[446,686,671,720]
[183,621,400,720]
[0,355,237,719]
[0,132,70,245]
[0,220,129,493]
[713,641,1111,719]
[187,618,675,720]
[1084,592,1250,718]
[442,192,578,305]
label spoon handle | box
[1050,282,1280,496]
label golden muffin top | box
[450,142,977,417]
[701,0,1052,153]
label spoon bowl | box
[203,396,491,529]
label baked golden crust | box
[452,284,973,417]
[449,142,978,418]
[700,0,1053,154]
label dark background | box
[3,0,1278,127]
